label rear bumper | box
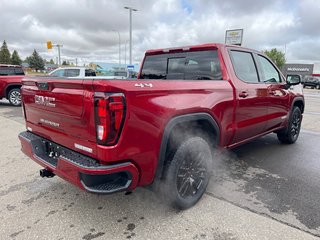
[19,131,139,193]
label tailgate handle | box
[37,82,49,90]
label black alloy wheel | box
[176,153,207,198]
[277,106,302,144]
[162,136,213,209]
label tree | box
[0,40,11,64]
[11,50,22,65]
[62,60,68,65]
[49,59,55,64]
[27,49,45,71]
[264,48,286,69]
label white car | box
[48,67,97,78]
[48,67,129,79]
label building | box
[282,63,320,79]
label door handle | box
[239,91,248,98]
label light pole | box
[124,41,129,65]
[112,30,121,68]
[124,6,137,65]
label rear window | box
[140,50,222,80]
[0,66,24,76]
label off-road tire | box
[277,106,302,144]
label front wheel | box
[277,106,302,144]
[316,84,320,90]
[8,88,21,106]
[162,136,213,209]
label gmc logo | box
[35,95,56,107]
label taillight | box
[94,93,126,146]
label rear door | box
[229,50,269,144]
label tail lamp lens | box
[94,93,126,145]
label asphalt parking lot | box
[0,88,320,240]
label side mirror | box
[286,75,301,86]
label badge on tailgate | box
[35,95,56,107]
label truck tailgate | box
[22,77,96,142]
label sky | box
[1,0,320,66]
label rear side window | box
[140,50,222,80]
[230,51,259,83]
[0,67,24,76]
[65,69,80,77]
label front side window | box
[50,69,65,77]
[230,51,259,83]
[14,67,24,75]
[257,55,281,83]
[140,50,222,80]
[85,69,96,77]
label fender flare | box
[155,113,220,179]
[4,83,22,98]
[291,97,304,113]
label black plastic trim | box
[155,113,220,180]
[291,97,305,113]
[80,171,132,194]
[19,131,131,170]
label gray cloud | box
[1,0,320,65]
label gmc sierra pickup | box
[19,43,304,209]
[0,64,25,106]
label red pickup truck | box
[19,43,304,209]
[0,64,24,106]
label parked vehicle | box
[19,43,304,209]
[48,67,97,78]
[0,64,24,106]
[49,67,129,80]
[303,76,320,89]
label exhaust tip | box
[40,169,55,178]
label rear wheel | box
[277,106,302,144]
[161,136,213,209]
[316,84,320,90]
[8,88,21,106]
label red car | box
[0,64,24,106]
[19,43,304,209]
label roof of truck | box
[0,64,23,67]
[145,43,258,55]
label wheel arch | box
[155,113,220,180]
[292,97,304,114]
[5,84,22,99]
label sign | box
[47,41,52,49]
[225,29,244,46]
[127,65,135,70]
[287,67,310,72]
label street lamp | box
[112,30,121,67]
[124,6,138,65]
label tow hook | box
[40,169,55,178]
